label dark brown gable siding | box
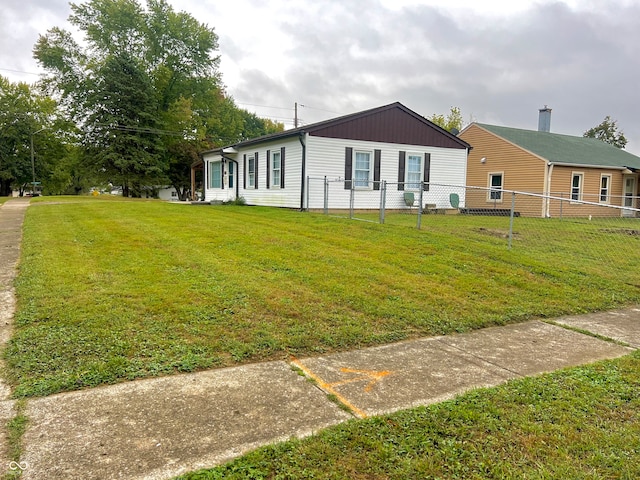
[309,108,466,149]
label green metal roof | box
[477,123,640,170]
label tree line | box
[1,0,283,198]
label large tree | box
[34,0,222,198]
[583,116,628,149]
[0,76,72,196]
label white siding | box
[234,137,304,208]
[158,187,178,201]
[305,136,467,210]
[202,153,235,203]
[204,134,467,210]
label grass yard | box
[178,351,640,479]
[5,197,640,397]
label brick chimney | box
[538,106,551,132]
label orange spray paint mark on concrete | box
[291,358,368,419]
[330,368,393,392]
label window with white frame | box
[406,154,422,190]
[571,172,583,201]
[599,174,611,203]
[354,150,372,188]
[488,172,503,201]
[272,151,281,188]
[248,154,256,188]
[210,161,221,189]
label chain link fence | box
[306,177,640,273]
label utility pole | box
[294,102,298,128]
[30,127,46,195]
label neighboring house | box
[460,110,640,217]
[193,102,471,210]
[157,186,179,201]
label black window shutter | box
[254,152,259,189]
[423,153,431,191]
[220,161,224,190]
[398,151,406,191]
[344,147,353,189]
[373,149,381,191]
[280,147,285,188]
[266,150,270,189]
[243,154,247,189]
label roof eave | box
[548,162,629,170]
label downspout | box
[298,132,307,210]
[222,156,240,199]
[545,163,554,218]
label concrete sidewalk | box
[1,198,639,480]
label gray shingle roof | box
[477,123,640,170]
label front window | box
[571,173,583,201]
[272,151,281,188]
[599,174,610,203]
[488,173,503,201]
[406,154,422,190]
[248,154,255,188]
[354,151,371,188]
[210,161,221,189]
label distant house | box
[193,102,471,210]
[459,109,640,217]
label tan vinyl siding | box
[548,166,629,218]
[460,124,547,216]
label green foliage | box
[33,0,283,199]
[583,115,628,149]
[6,200,640,397]
[240,110,284,140]
[429,106,464,133]
[84,53,165,196]
[179,353,640,479]
[0,76,76,196]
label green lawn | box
[178,351,640,479]
[5,197,640,397]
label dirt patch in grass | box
[601,228,640,236]
[475,227,521,239]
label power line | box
[0,67,42,76]
[235,101,292,111]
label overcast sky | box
[2,0,639,153]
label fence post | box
[417,184,423,229]
[508,191,516,250]
[379,180,386,224]
[323,176,328,215]
[349,183,354,219]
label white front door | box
[623,176,636,217]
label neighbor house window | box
[600,174,611,203]
[488,172,503,201]
[354,150,372,188]
[406,154,422,190]
[248,154,256,188]
[210,161,221,189]
[272,151,281,188]
[571,172,583,201]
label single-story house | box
[459,109,640,217]
[192,102,471,210]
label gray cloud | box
[230,0,640,152]
[3,0,639,153]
